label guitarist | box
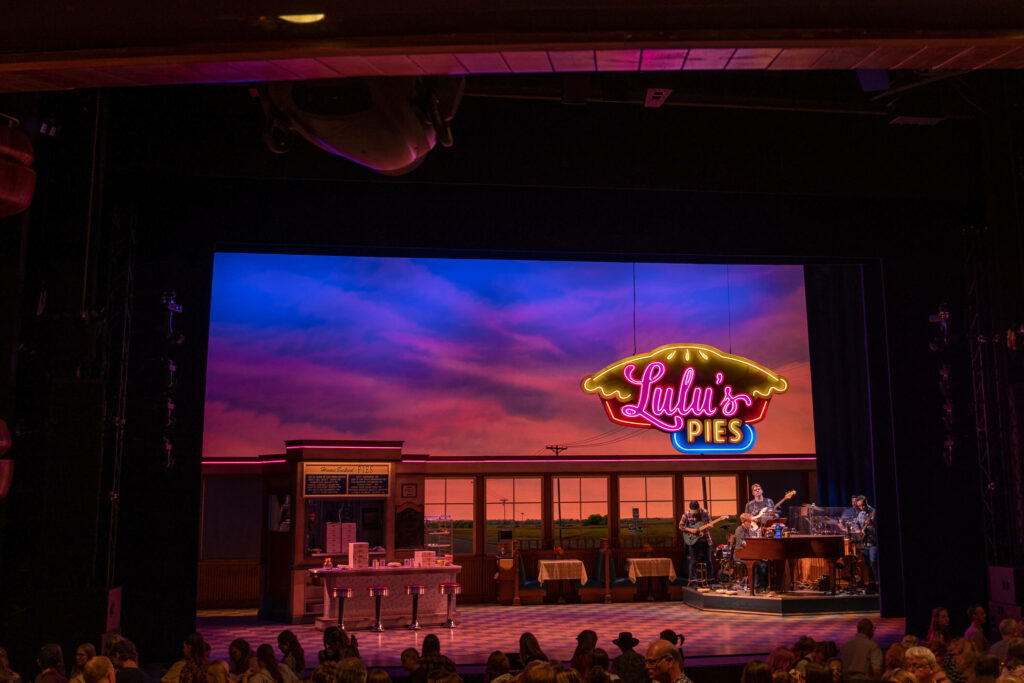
[678,501,713,584]
[744,483,777,526]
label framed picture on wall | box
[401,483,417,498]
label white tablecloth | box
[537,559,589,585]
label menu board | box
[302,463,391,498]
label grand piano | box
[733,535,844,595]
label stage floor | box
[197,603,905,669]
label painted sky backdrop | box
[203,254,816,459]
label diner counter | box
[309,565,461,631]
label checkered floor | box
[197,603,905,668]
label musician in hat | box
[611,633,645,683]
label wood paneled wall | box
[197,560,261,609]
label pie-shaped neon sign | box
[581,344,788,454]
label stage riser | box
[682,588,879,615]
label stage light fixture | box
[278,14,325,24]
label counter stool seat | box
[405,584,428,630]
[368,586,390,631]
[439,582,461,629]
[331,586,354,630]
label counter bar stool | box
[438,582,461,629]
[331,586,354,630]
[405,584,427,630]
[368,586,389,632]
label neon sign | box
[581,344,788,454]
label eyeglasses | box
[644,656,670,667]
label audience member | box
[904,646,950,683]
[102,638,123,661]
[927,608,954,658]
[520,634,549,668]
[888,671,917,683]
[70,645,97,683]
[571,631,598,677]
[309,666,334,683]
[903,637,919,649]
[997,675,1024,683]
[739,661,771,683]
[792,637,817,674]
[881,644,906,680]
[83,659,115,683]
[109,641,146,683]
[992,621,1022,662]
[276,632,303,678]
[765,648,794,674]
[610,633,644,683]
[247,644,296,683]
[769,672,789,683]
[825,658,842,682]
[35,645,67,683]
[657,633,683,661]
[941,638,977,683]
[229,641,253,678]
[422,636,441,659]
[334,658,366,683]
[642,640,691,683]
[973,654,1001,683]
[965,605,990,653]
[839,619,883,680]
[802,663,831,683]
[520,662,558,683]
[554,669,581,683]
[1004,639,1024,675]
[483,652,510,683]
[366,669,390,683]
[318,629,342,666]
[399,650,420,677]
[178,635,208,683]
[586,650,617,683]
[1,648,23,683]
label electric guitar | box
[750,489,796,531]
[682,515,730,545]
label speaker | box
[989,566,1024,605]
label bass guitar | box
[751,489,796,531]
[682,515,730,545]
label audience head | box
[588,650,610,672]
[643,641,681,683]
[929,608,950,635]
[888,671,917,683]
[975,654,1001,677]
[229,640,252,675]
[108,641,138,669]
[83,657,115,683]
[521,662,559,683]
[366,670,391,683]
[311,665,336,683]
[1005,638,1024,667]
[856,619,875,638]
[520,633,546,662]
[658,631,683,648]
[73,644,97,675]
[422,635,441,658]
[770,672,789,683]
[612,633,639,653]
[400,649,420,672]
[904,647,937,682]
[1000,619,1022,639]
[555,669,581,683]
[740,661,772,683]
[766,647,794,673]
[183,634,207,665]
[803,663,831,683]
[793,636,815,657]
[38,644,64,674]
[575,631,598,652]
[335,658,367,683]
[968,604,986,625]
[101,635,123,659]
[885,644,906,671]
[483,651,509,683]
[902,635,919,648]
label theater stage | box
[198,603,905,668]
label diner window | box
[424,478,474,554]
[618,476,674,544]
[552,476,608,546]
[682,475,738,517]
[485,478,542,553]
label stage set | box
[194,255,896,670]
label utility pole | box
[546,445,568,545]
[499,497,509,526]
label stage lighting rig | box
[258,76,464,175]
